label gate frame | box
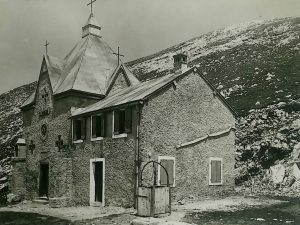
[138,160,172,216]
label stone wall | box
[10,158,26,199]
[49,158,73,206]
[139,71,235,200]
[19,71,80,204]
[19,69,138,207]
[71,137,136,207]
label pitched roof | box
[45,55,62,90]
[21,55,62,108]
[71,67,237,117]
[21,14,140,108]
[21,90,36,108]
[53,35,137,96]
[71,71,182,117]
[54,14,139,96]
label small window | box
[113,108,132,136]
[158,156,175,187]
[209,157,223,185]
[73,118,86,142]
[91,114,105,140]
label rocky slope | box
[0,17,300,198]
[236,101,300,186]
[0,82,36,159]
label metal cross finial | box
[44,40,49,55]
[87,0,96,15]
[113,47,125,65]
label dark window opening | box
[73,118,86,141]
[92,115,105,138]
[114,108,132,135]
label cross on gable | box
[44,40,49,55]
[113,47,125,65]
[87,0,96,15]
[29,140,35,154]
[55,135,65,152]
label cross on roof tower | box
[113,47,125,65]
[87,0,96,16]
[44,40,49,55]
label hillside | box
[0,17,300,194]
[128,17,300,115]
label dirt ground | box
[0,195,290,225]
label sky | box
[0,0,300,94]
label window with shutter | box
[209,157,223,185]
[158,156,175,187]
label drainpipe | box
[135,102,142,209]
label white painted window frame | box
[90,114,104,142]
[209,157,223,186]
[89,158,105,207]
[112,110,128,139]
[71,119,83,144]
[157,156,176,187]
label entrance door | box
[90,158,105,206]
[94,162,103,202]
[39,163,49,197]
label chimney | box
[173,53,188,72]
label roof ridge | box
[54,36,90,93]
[105,63,121,94]
[70,35,91,90]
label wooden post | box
[150,186,155,217]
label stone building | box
[10,12,236,208]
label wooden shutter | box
[125,108,132,133]
[80,118,86,140]
[160,159,174,186]
[211,160,222,184]
[92,116,97,138]
[114,111,120,134]
[216,160,222,183]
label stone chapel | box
[10,11,236,208]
